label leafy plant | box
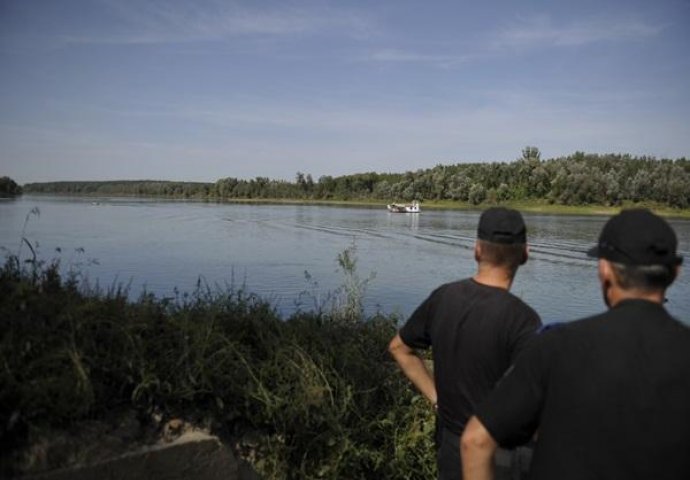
[0,250,435,479]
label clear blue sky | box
[1,0,689,183]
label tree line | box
[22,179,212,198]
[0,176,22,197]
[18,149,690,208]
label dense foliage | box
[22,150,690,209]
[0,253,435,479]
[24,180,211,198]
[0,176,22,197]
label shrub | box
[0,255,435,478]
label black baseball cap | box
[587,209,683,266]
[477,207,527,244]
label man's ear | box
[598,258,616,308]
[474,241,481,263]
[520,245,529,265]
[598,258,607,280]
[599,259,614,285]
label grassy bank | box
[219,197,690,218]
[410,198,690,218]
[0,253,436,479]
[20,191,690,218]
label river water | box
[1,196,688,325]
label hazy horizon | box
[2,0,689,185]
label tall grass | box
[0,248,435,479]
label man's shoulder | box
[537,311,608,337]
[503,289,539,312]
[531,310,628,354]
[435,279,531,305]
[439,278,474,289]
[430,278,475,296]
[430,278,541,326]
[491,288,541,325]
[555,303,687,336]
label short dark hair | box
[610,262,677,291]
[478,239,527,270]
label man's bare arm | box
[461,416,498,480]
[388,333,437,405]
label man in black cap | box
[461,208,690,480]
[389,207,541,479]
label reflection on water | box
[386,211,420,231]
[1,196,688,324]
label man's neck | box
[607,287,665,308]
[473,264,515,291]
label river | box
[1,195,688,324]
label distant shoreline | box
[16,153,690,215]
[17,192,690,219]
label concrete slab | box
[25,432,260,480]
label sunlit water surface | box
[1,196,688,325]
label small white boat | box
[387,201,420,213]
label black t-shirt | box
[399,278,541,434]
[477,299,690,479]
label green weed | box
[0,248,435,479]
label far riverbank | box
[13,192,690,219]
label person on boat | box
[461,208,690,480]
[389,207,541,479]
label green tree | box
[0,176,22,196]
[522,146,541,161]
[468,183,486,205]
